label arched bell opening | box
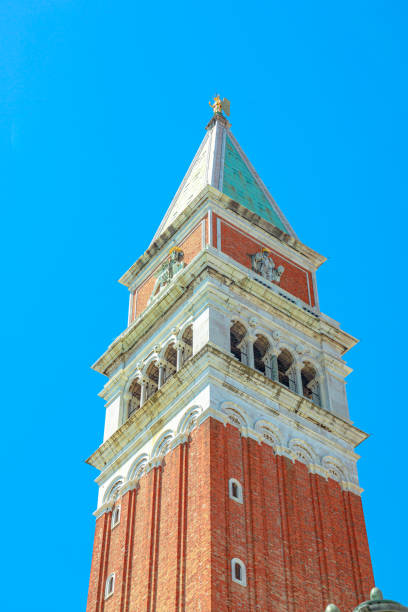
[277,349,296,390]
[182,325,193,364]
[145,362,159,401]
[230,321,248,364]
[164,343,177,383]
[253,334,269,374]
[127,378,141,418]
[301,362,321,406]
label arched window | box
[105,573,115,598]
[164,343,177,382]
[182,325,193,364]
[145,362,159,401]
[127,379,141,418]
[231,558,247,586]
[277,349,296,391]
[229,478,243,504]
[111,505,121,529]
[253,334,269,374]
[230,322,248,365]
[301,362,321,406]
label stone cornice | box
[119,185,326,289]
[222,194,326,268]
[119,188,211,288]
[93,501,113,519]
[87,343,367,474]
[93,249,357,377]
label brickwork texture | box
[87,418,373,612]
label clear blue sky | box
[1,1,407,610]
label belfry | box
[86,97,375,611]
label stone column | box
[237,338,248,365]
[158,362,165,389]
[264,354,272,379]
[310,378,321,406]
[176,342,184,372]
[269,352,279,381]
[286,365,298,393]
[246,335,255,369]
[295,362,303,395]
[140,378,147,407]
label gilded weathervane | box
[209,94,230,116]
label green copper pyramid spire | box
[152,101,295,242]
[222,136,287,231]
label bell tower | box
[86,97,374,612]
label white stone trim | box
[208,209,213,247]
[342,482,364,495]
[145,456,164,473]
[93,501,113,519]
[127,454,148,481]
[91,338,363,509]
[120,184,325,291]
[217,216,222,250]
[128,290,135,327]
[289,438,318,466]
[151,430,174,458]
[308,463,329,479]
[169,432,188,449]
[119,478,140,497]
[244,427,262,443]
[177,406,202,434]
[218,126,227,191]
[97,250,353,386]
[222,402,249,430]
[103,478,124,504]
[254,420,284,449]
[197,405,228,427]
[93,396,360,513]
[322,455,347,483]
[209,197,320,270]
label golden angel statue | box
[209,95,230,116]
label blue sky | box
[0,1,407,610]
